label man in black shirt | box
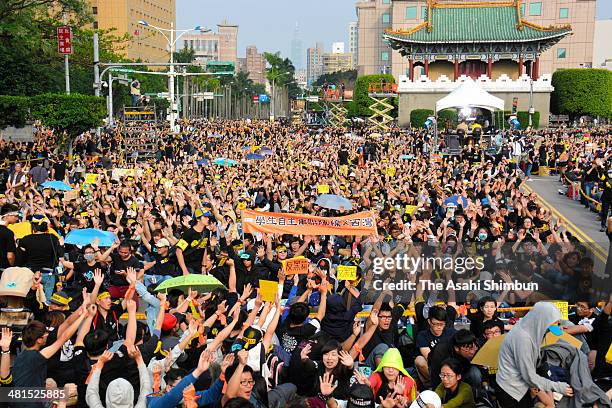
[98,241,142,300]
[175,208,213,275]
[0,204,19,269]
[144,238,179,286]
[52,155,68,181]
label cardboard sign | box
[405,205,418,215]
[283,257,309,275]
[259,280,278,302]
[542,331,582,349]
[64,189,79,201]
[318,184,330,194]
[84,173,99,184]
[549,301,569,320]
[337,265,357,280]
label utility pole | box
[63,13,71,94]
[93,32,101,136]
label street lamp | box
[269,71,290,120]
[138,20,209,131]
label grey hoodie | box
[497,302,569,401]
[86,361,151,408]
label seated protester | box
[144,238,180,286]
[368,348,417,404]
[567,297,599,365]
[91,291,126,344]
[146,350,224,408]
[44,310,83,387]
[415,306,456,386]
[85,346,151,408]
[97,240,143,300]
[0,327,12,387]
[289,340,355,400]
[435,358,476,408]
[277,281,328,355]
[415,298,458,333]
[480,320,504,391]
[321,289,363,343]
[468,296,505,340]
[60,245,105,293]
[358,295,403,369]
[428,330,481,391]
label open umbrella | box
[213,158,237,167]
[400,154,415,160]
[41,181,72,191]
[259,147,273,156]
[315,194,353,211]
[246,153,264,161]
[155,274,225,294]
[65,228,118,247]
[196,159,210,166]
[9,222,61,239]
[444,195,468,208]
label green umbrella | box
[155,274,225,294]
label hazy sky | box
[177,0,612,63]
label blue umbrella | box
[246,153,264,161]
[400,154,415,160]
[65,228,118,247]
[242,146,251,151]
[259,147,273,156]
[315,194,353,210]
[196,159,210,166]
[444,195,468,208]
[41,181,72,191]
[213,157,237,167]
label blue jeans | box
[143,274,174,287]
[525,163,532,178]
[364,343,390,370]
[41,272,55,303]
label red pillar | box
[518,56,524,77]
[533,57,540,80]
[454,59,459,81]
[409,59,414,81]
[487,58,493,79]
[424,59,430,77]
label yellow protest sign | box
[337,265,357,280]
[339,165,348,176]
[84,173,99,184]
[548,301,569,320]
[318,184,330,194]
[405,205,418,215]
[259,280,278,302]
[385,167,397,178]
[283,257,309,275]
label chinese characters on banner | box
[57,26,73,55]
[241,210,377,236]
[282,257,309,275]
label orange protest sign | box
[283,257,309,275]
[242,210,377,236]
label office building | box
[244,45,267,84]
[349,22,358,67]
[356,0,596,78]
[322,52,355,74]
[181,20,238,65]
[88,0,176,63]
[593,19,612,69]
[306,43,324,86]
[291,22,303,69]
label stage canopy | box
[435,80,505,113]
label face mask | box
[134,235,141,241]
[478,233,488,241]
[84,253,95,262]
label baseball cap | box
[347,384,375,408]
[194,208,212,219]
[155,238,170,248]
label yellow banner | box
[337,265,357,280]
[259,280,277,302]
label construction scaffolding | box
[120,105,160,162]
[367,83,397,132]
[321,89,352,131]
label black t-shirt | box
[18,233,61,271]
[592,310,612,379]
[91,302,125,342]
[176,227,210,271]
[416,327,456,352]
[73,261,105,291]
[277,319,321,353]
[53,161,67,181]
[13,349,48,407]
[152,250,179,277]
[45,327,75,387]
[363,328,395,358]
[338,149,349,165]
[0,225,16,269]
[109,253,142,286]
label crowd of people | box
[0,119,611,408]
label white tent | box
[435,80,505,113]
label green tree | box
[264,52,299,99]
[350,74,396,118]
[551,69,612,119]
[0,96,29,128]
[313,70,358,90]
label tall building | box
[306,43,324,86]
[322,52,355,74]
[291,22,303,69]
[356,0,596,79]
[593,19,612,69]
[349,22,359,67]
[181,21,238,65]
[295,68,308,88]
[244,45,267,84]
[88,0,176,63]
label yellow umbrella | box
[8,222,60,239]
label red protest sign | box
[283,257,309,275]
[57,26,73,55]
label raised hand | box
[237,349,248,366]
[353,369,369,385]
[352,319,361,337]
[97,350,114,366]
[300,343,312,361]
[126,267,137,285]
[93,268,104,286]
[216,300,227,315]
[221,353,235,373]
[369,309,379,327]
[339,350,354,368]
[127,345,143,364]
[319,372,337,397]
[0,327,13,351]
[126,299,137,314]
